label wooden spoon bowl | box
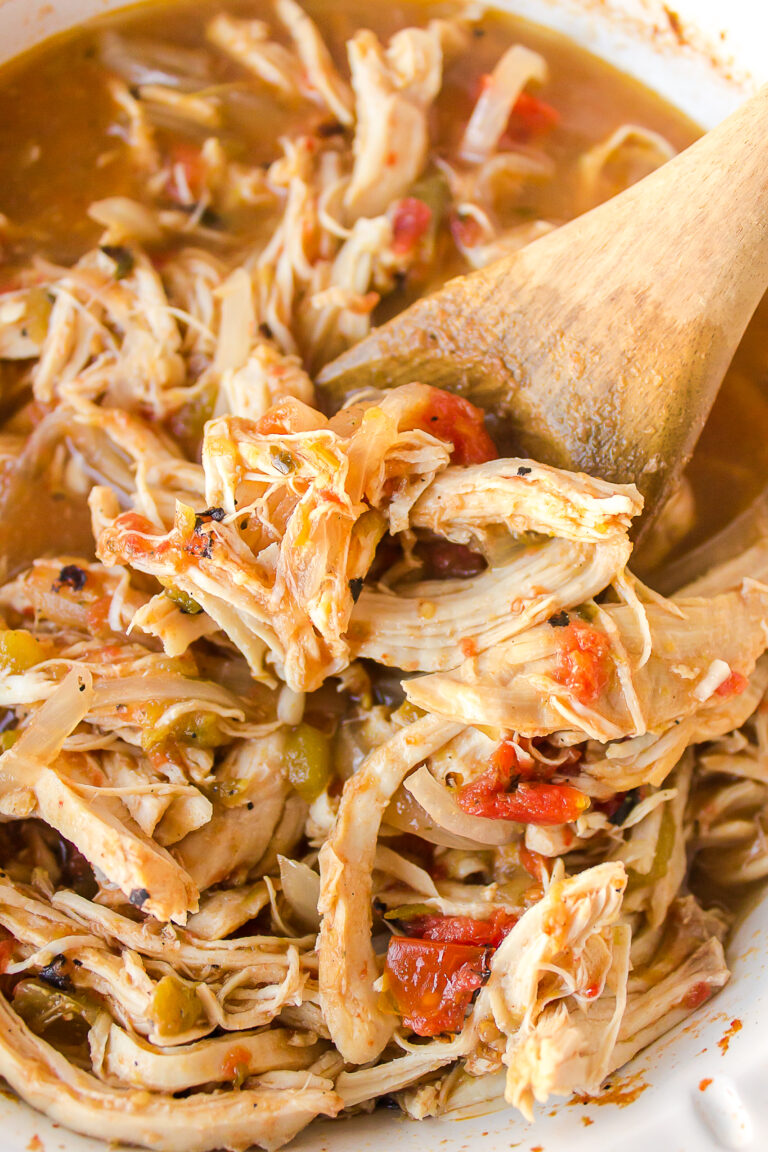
[319,86,768,524]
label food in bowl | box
[0,1,766,1149]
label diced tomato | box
[490,738,525,778]
[519,845,547,881]
[85,596,112,633]
[411,385,497,466]
[407,909,518,948]
[0,939,14,974]
[391,197,432,256]
[457,745,589,826]
[450,211,483,250]
[715,670,748,698]
[221,1045,252,1082]
[384,936,487,1036]
[460,776,589,824]
[507,91,560,141]
[683,981,713,1010]
[554,620,611,704]
[165,142,206,204]
[109,511,158,559]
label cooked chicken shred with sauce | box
[0,1,764,1149]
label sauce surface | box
[0,0,764,567]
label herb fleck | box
[100,244,135,280]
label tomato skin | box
[554,621,611,704]
[391,197,432,256]
[407,910,518,948]
[165,142,205,203]
[384,937,487,1036]
[412,386,497,466]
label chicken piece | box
[99,747,212,847]
[173,733,290,891]
[583,654,768,792]
[32,250,187,418]
[466,862,628,1117]
[131,593,220,657]
[0,671,198,924]
[336,1042,466,1108]
[318,714,462,1063]
[207,14,303,99]
[102,1022,325,1091]
[406,585,768,742]
[0,289,49,360]
[352,535,632,672]
[303,215,393,368]
[96,385,451,690]
[275,0,354,125]
[344,27,444,219]
[0,992,341,1152]
[410,458,642,547]
[216,340,316,423]
[185,881,270,940]
[615,754,692,928]
[610,937,728,1068]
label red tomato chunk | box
[407,910,518,948]
[715,670,748,698]
[412,386,498,466]
[457,740,589,825]
[554,620,611,704]
[391,197,432,255]
[384,936,487,1036]
[508,90,560,140]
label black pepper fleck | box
[53,564,87,593]
[39,956,73,992]
[129,887,150,908]
[517,466,532,476]
[608,789,640,826]
[348,577,364,603]
[548,611,570,628]
[195,507,226,525]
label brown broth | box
[0,0,765,563]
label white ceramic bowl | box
[1,2,767,1150]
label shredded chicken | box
[0,2,756,1149]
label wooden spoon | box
[318,86,768,522]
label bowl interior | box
[0,1,766,1150]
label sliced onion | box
[88,198,163,245]
[384,787,483,850]
[459,45,548,164]
[278,856,320,931]
[92,676,243,714]
[404,765,519,846]
[373,845,438,897]
[213,268,255,375]
[5,668,93,770]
